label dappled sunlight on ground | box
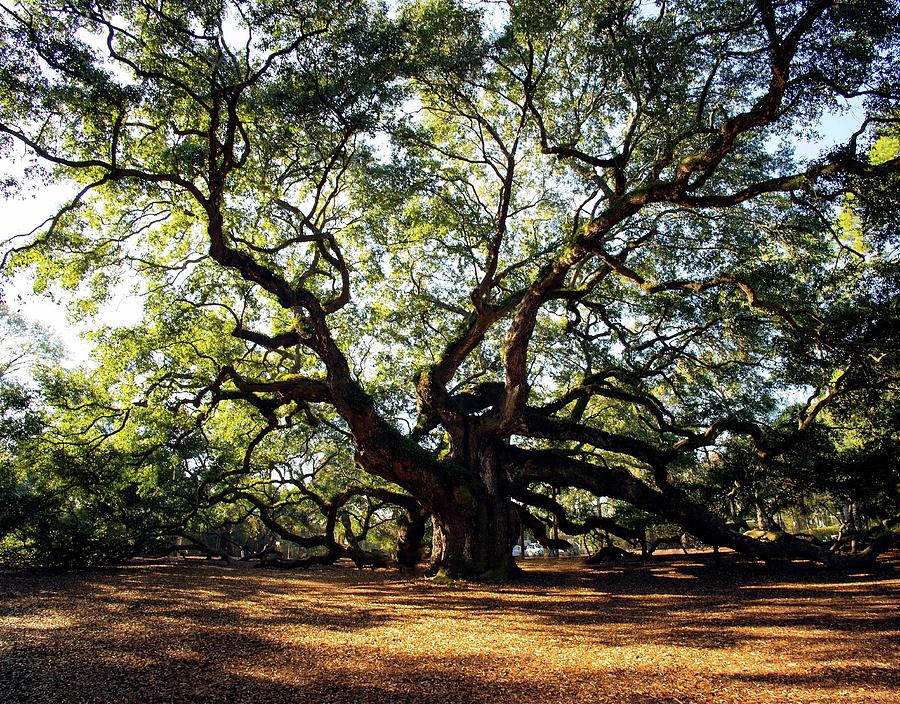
[1,553,898,703]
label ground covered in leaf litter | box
[1,552,898,704]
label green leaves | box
[400,0,487,80]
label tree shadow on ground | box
[1,554,898,703]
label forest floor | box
[1,551,898,704]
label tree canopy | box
[1,0,898,578]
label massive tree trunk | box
[429,495,519,580]
[396,509,428,568]
[427,447,520,580]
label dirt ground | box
[1,552,898,704]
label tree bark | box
[755,501,780,531]
[426,447,520,580]
[429,498,519,580]
[396,510,428,568]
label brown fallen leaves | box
[1,551,898,704]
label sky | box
[1,170,144,368]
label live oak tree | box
[1,0,898,578]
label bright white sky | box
[1,171,144,367]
